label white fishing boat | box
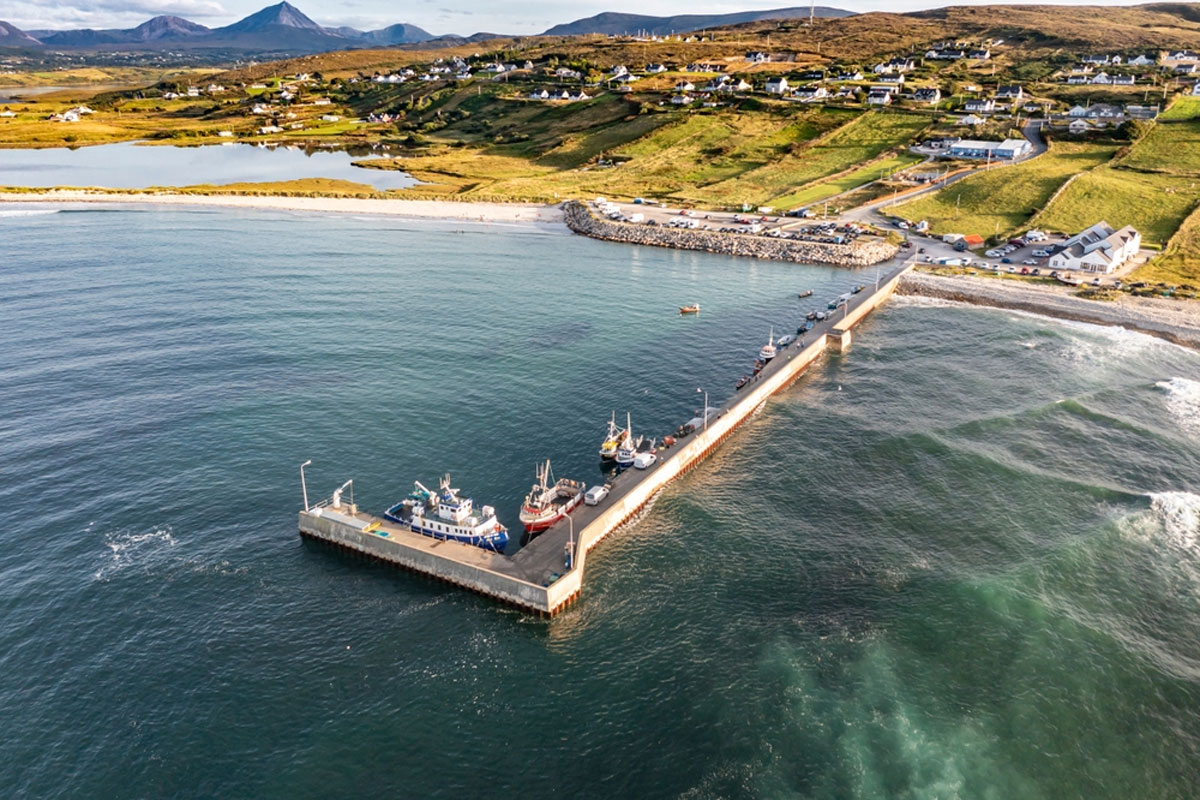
[599,411,626,460]
[383,474,508,551]
[759,328,777,362]
[616,412,638,467]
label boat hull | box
[520,492,584,532]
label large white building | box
[1048,222,1141,273]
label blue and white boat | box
[615,412,638,467]
[383,474,509,551]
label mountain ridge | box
[541,7,855,37]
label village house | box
[610,65,629,77]
[925,48,965,60]
[1082,54,1111,65]
[1127,104,1160,119]
[1113,74,1135,85]
[675,80,696,92]
[795,85,827,101]
[765,77,789,95]
[877,73,905,85]
[717,78,752,93]
[320,114,341,122]
[996,85,1024,99]
[964,97,996,113]
[745,51,770,63]
[529,88,549,99]
[1177,63,1199,75]
[913,87,942,104]
[866,90,892,105]
[968,48,991,60]
[555,68,582,80]
[836,70,864,81]
[1091,72,1112,84]
[870,83,902,96]
[162,91,181,99]
[875,57,917,73]
[947,138,1032,160]
[957,114,986,126]
[671,93,695,105]
[1068,119,1094,135]
[645,63,667,73]
[1048,222,1141,273]
[1068,102,1123,119]
[0,110,15,118]
[1066,75,1090,85]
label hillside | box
[542,7,854,36]
[0,21,40,46]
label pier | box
[298,259,915,616]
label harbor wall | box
[298,262,911,617]
[563,201,898,268]
[556,263,911,614]
[297,508,571,614]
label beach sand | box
[0,190,565,225]
[900,271,1200,350]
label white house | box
[836,71,864,81]
[670,93,695,105]
[957,114,986,126]
[996,84,1023,99]
[675,80,695,92]
[1128,54,1155,66]
[1068,118,1093,135]
[1048,222,1141,273]
[745,51,770,63]
[947,138,1031,159]
[795,85,827,100]
[866,90,892,105]
[765,77,789,94]
[964,98,995,113]
[1091,72,1112,84]
[645,63,667,73]
[529,88,549,99]
[320,114,341,122]
[0,110,15,118]
[913,87,942,104]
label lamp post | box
[697,387,708,429]
[300,459,312,511]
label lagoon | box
[0,140,416,189]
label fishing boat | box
[679,304,700,314]
[759,328,777,362]
[735,374,751,390]
[616,413,638,467]
[519,460,585,533]
[599,412,626,460]
[798,289,814,298]
[806,310,818,321]
[383,474,508,551]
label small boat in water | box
[798,289,814,298]
[383,475,508,552]
[599,412,625,461]
[735,374,751,390]
[679,304,700,314]
[759,328,777,362]
[519,459,585,533]
[777,334,796,348]
[806,310,818,321]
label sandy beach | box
[0,190,565,225]
[900,270,1200,350]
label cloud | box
[6,0,227,29]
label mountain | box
[358,23,435,45]
[215,1,323,34]
[130,15,210,41]
[0,20,41,46]
[541,7,855,37]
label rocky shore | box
[899,270,1200,350]
[563,201,898,267]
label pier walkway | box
[298,258,915,615]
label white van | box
[585,485,609,506]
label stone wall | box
[563,201,898,267]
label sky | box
[2,0,1148,34]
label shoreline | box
[0,190,566,225]
[899,271,1200,350]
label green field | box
[1146,203,1200,284]
[1117,118,1200,175]
[768,151,925,209]
[1158,96,1200,121]
[1034,166,1200,246]
[895,142,1118,239]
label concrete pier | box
[298,259,914,616]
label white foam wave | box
[93,526,177,581]
[1155,377,1200,437]
[0,208,61,218]
[1149,491,1200,554]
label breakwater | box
[299,259,914,615]
[563,200,898,267]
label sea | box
[2,204,1199,799]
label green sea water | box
[1,205,1198,798]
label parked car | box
[1022,259,1037,265]
[1032,249,1051,258]
[1001,257,1013,264]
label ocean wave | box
[1149,491,1200,554]
[1155,377,1200,437]
[93,526,177,581]
[0,208,61,218]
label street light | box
[300,460,312,511]
[697,387,708,429]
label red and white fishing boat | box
[519,460,586,533]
